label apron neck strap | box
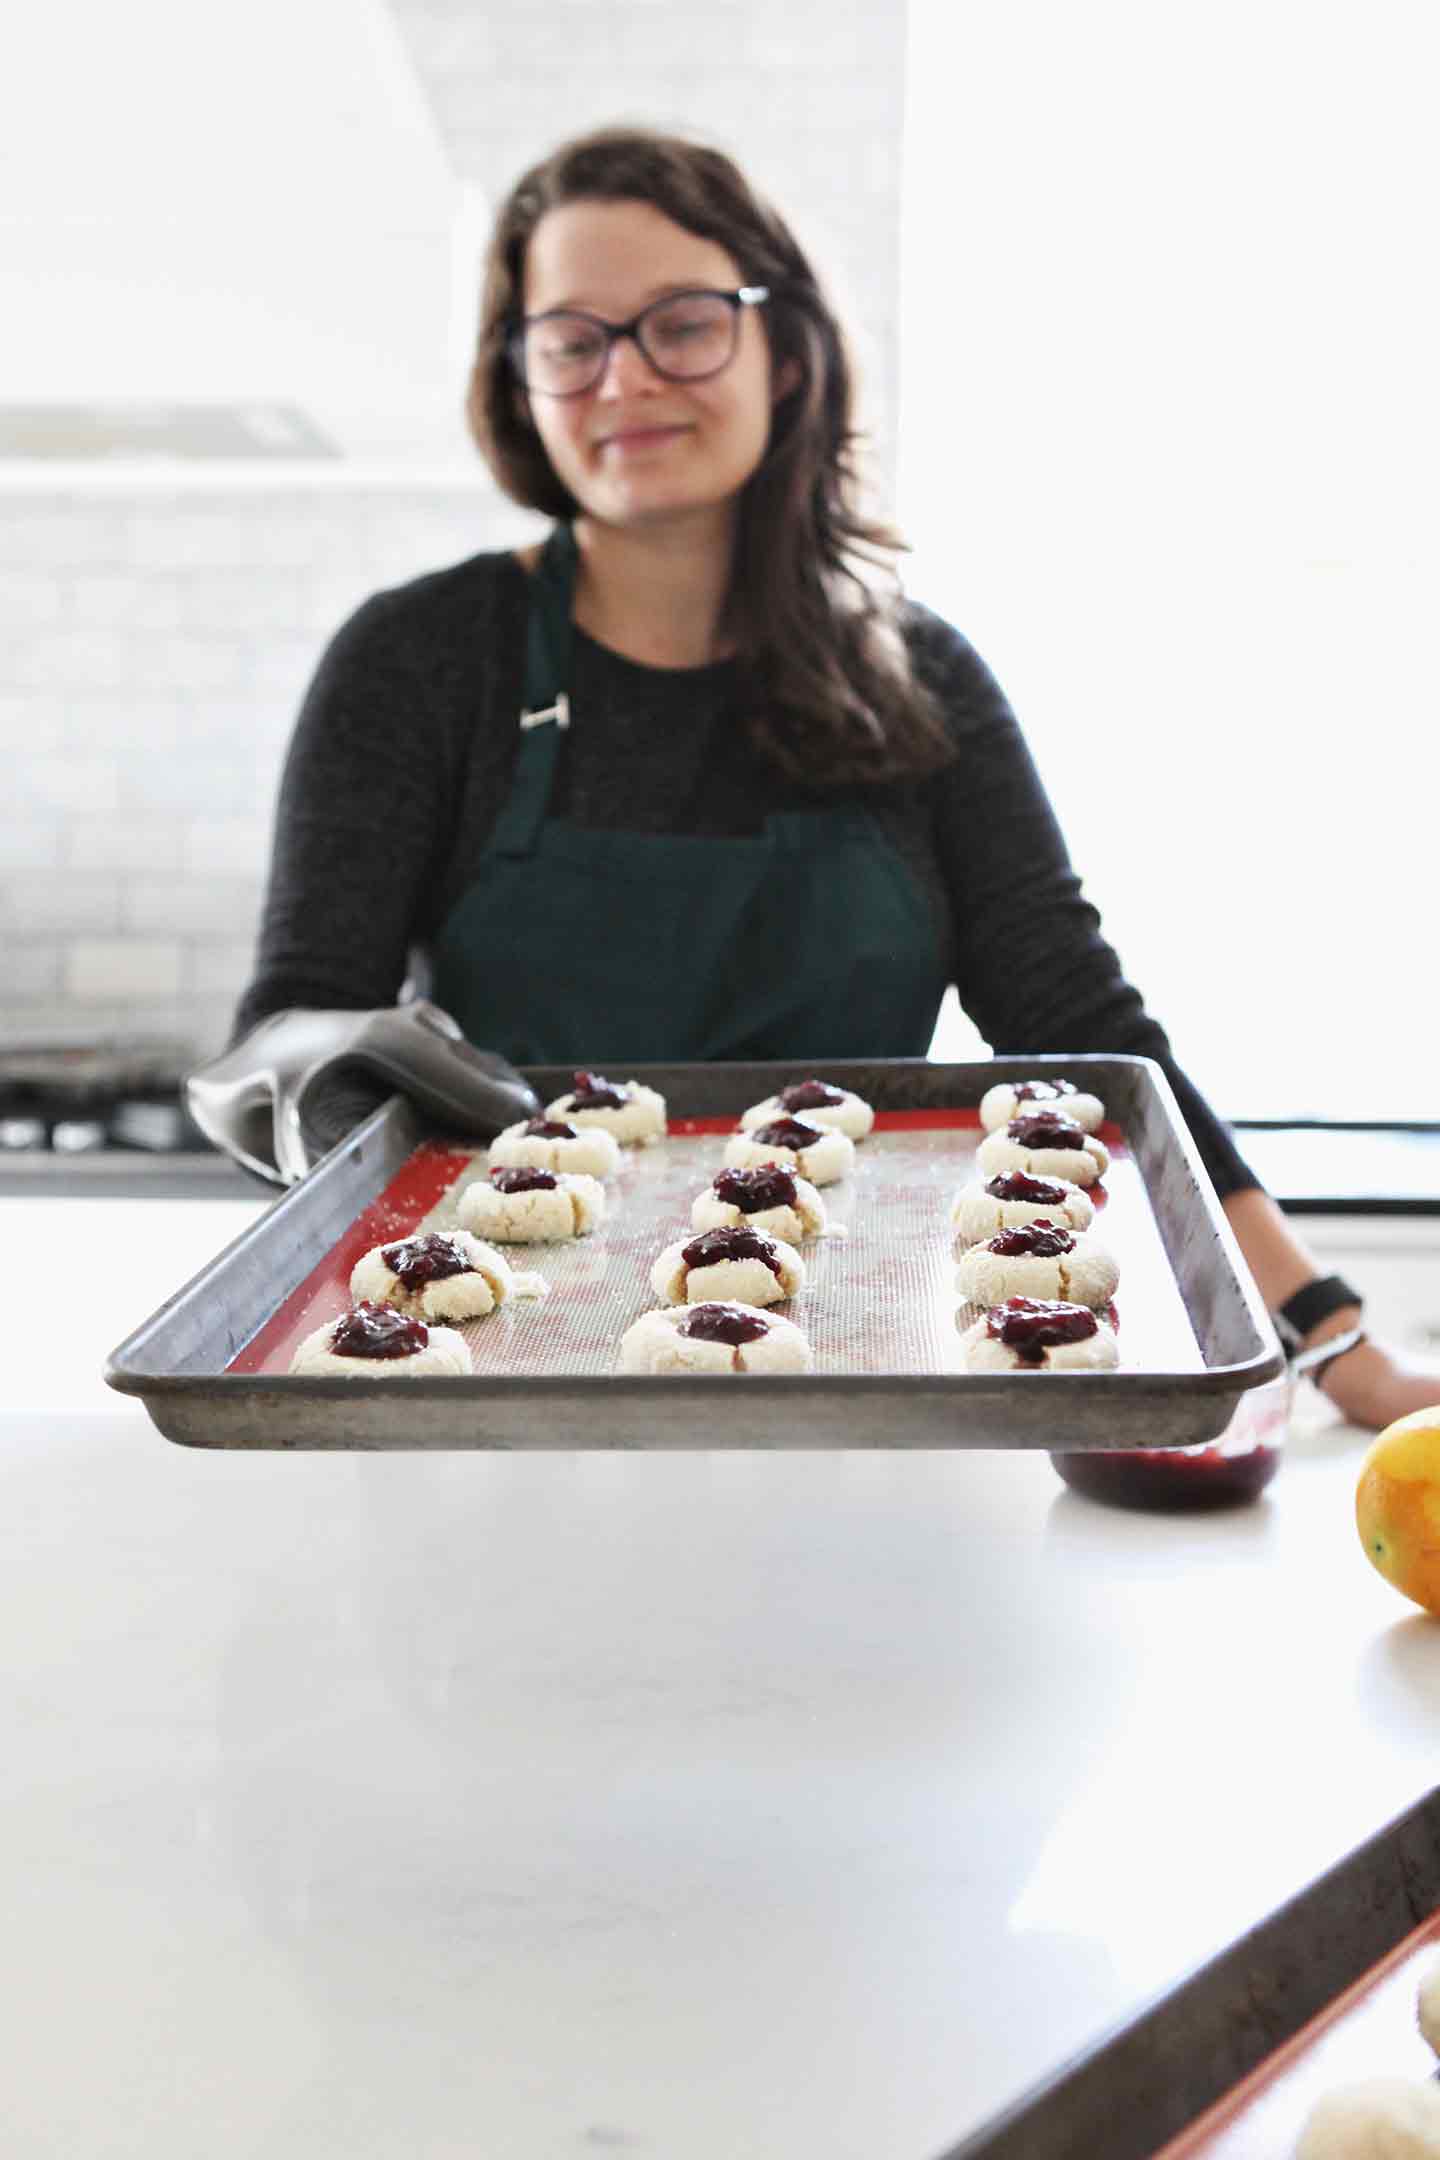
[522,521,579,717]
[494,523,580,861]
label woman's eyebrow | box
[534,280,719,314]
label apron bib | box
[431,526,947,1063]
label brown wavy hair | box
[466,126,954,788]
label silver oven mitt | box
[185,1002,540,1186]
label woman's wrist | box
[1307,1316,1369,1395]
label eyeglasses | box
[508,286,770,398]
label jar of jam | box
[1049,1374,1292,1511]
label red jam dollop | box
[779,1079,847,1111]
[330,1301,429,1359]
[986,1296,1098,1365]
[987,1218,1075,1258]
[713,1165,799,1213]
[750,1116,825,1152]
[523,1117,577,1139]
[490,1167,559,1193]
[380,1234,471,1292]
[1013,1079,1077,1102]
[1008,1114,1088,1151]
[681,1226,784,1279]
[985,1170,1070,1204]
[682,1303,772,1346]
[568,1070,628,1110]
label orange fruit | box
[1355,1406,1440,1617]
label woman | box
[233,124,1433,1429]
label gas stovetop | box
[0,1034,211,1157]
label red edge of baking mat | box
[1154,1907,1440,2158]
[225,1109,1121,1377]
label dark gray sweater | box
[235,547,1257,1195]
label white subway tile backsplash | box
[0,573,67,626]
[171,570,332,634]
[0,507,132,566]
[60,811,187,874]
[116,747,260,816]
[4,942,62,996]
[245,638,328,703]
[64,575,187,632]
[181,817,270,877]
[0,821,63,873]
[66,939,185,1000]
[5,872,121,934]
[42,696,189,758]
[184,939,260,1001]
[13,755,121,816]
[123,876,261,938]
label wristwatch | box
[1274,1274,1367,1384]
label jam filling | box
[683,1303,772,1346]
[330,1301,429,1359]
[380,1233,472,1292]
[988,1218,1075,1259]
[987,1296,1098,1365]
[1013,1079,1077,1103]
[713,1165,799,1213]
[1008,1113,1089,1151]
[985,1171,1070,1204]
[750,1116,825,1152]
[568,1069,628,1110]
[681,1226,784,1279]
[523,1117,577,1139]
[490,1167,559,1194]
[779,1079,846,1111]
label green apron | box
[431,525,947,1063]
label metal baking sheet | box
[938,1787,1440,2160]
[103,1055,1283,1451]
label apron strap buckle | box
[519,692,571,733]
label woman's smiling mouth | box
[596,423,691,454]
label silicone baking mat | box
[227,1110,1202,1380]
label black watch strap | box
[1274,1273,1364,1354]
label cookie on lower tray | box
[619,1301,813,1374]
[957,1297,1119,1372]
[290,1302,471,1377]
[1294,2077,1440,2158]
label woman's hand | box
[1314,1335,1440,1431]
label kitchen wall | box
[3,483,530,1058]
[2,0,908,1061]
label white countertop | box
[6,1196,1439,2160]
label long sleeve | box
[909,607,1260,1196]
[231,591,465,1043]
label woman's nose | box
[594,330,664,396]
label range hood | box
[0,0,479,466]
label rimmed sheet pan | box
[104,1055,1283,1451]
[939,1788,1440,2159]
